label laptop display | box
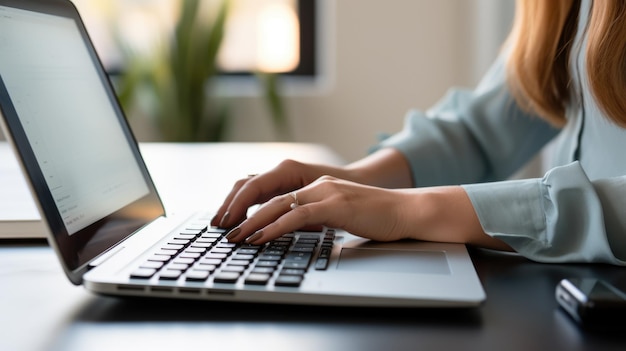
[0,0,164,282]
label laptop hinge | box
[88,244,126,269]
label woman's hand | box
[222,176,512,251]
[211,147,510,250]
[224,176,410,244]
[210,159,353,229]
[211,148,415,230]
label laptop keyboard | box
[129,217,335,288]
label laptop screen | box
[0,0,164,282]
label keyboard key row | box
[130,224,336,288]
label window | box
[73,0,316,77]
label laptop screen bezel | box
[0,0,166,284]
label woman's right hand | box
[210,159,351,229]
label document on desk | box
[0,143,45,238]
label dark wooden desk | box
[1,143,625,351]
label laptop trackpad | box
[337,248,451,275]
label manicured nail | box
[219,211,230,227]
[245,230,263,244]
[225,227,241,241]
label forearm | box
[343,147,414,188]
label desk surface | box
[1,143,625,351]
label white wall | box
[223,0,516,163]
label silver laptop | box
[0,0,485,307]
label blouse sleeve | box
[369,52,626,264]
[463,163,626,265]
[370,53,560,186]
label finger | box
[210,176,252,227]
[225,192,296,242]
[219,166,306,228]
[234,187,344,245]
[245,200,339,245]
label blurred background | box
[2,0,518,165]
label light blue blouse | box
[373,0,626,265]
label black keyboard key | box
[179,252,202,260]
[211,248,233,255]
[168,238,191,246]
[318,247,332,258]
[221,265,246,273]
[159,269,182,280]
[237,248,260,255]
[185,270,210,281]
[250,267,276,274]
[155,249,178,257]
[130,268,157,279]
[226,260,249,267]
[205,253,228,260]
[185,224,207,232]
[148,255,171,262]
[184,247,207,254]
[290,246,315,253]
[257,254,282,261]
[264,249,286,256]
[285,252,312,266]
[282,261,309,269]
[190,242,213,248]
[193,264,217,272]
[270,241,291,247]
[175,233,197,240]
[199,257,223,266]
[172,257,195,265]
[275,275,303,287]
[167,263,190,271]
[140,261,164,269]
[299,234,321,241]
[213,272,241,283]
[161,244,185,251]
[232,254,255,261]
[195,238,218,244]
[274,236,294,242]
[201,232,222,239]
[280,268,306,276]
[254,260,279,268]
[296,239,319,245]
[314,258,329,270]
[245,273,271,285]
[216,242,237,249]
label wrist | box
[401,186,511,250]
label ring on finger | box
[289,191,299,210]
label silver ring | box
[289,191,299,210]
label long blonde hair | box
[506,0,626,128]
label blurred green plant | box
[115,0,290,142]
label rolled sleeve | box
[463,162,626,265]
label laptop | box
[0,0,485,307]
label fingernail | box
[245,230,263,244]
[225,227,241,241]
[219,211,230,227]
